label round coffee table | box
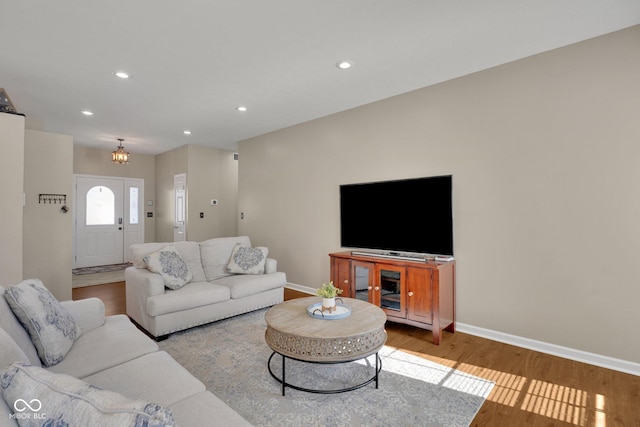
[264,296,387,395]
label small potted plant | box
[316,281,343,312]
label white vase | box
[322,297,336,312]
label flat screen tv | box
[340,175,453,256]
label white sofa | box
[126,236,286,339]
[0,284,251,426]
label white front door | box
[74,176,145,267]
[174,173,186,242]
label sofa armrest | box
[125,267,166,297]
[60,298,105,334]
[265,258,277,274]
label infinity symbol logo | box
[14,399,42,412]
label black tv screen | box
[340,175,453,256]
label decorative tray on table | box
[306,302,351,320]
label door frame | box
[73,174,145,268]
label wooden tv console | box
[329,251,455,345]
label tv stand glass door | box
[376,265,406,319]
[353,261,373,302]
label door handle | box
[118,227,123,230]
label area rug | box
[159,308,494,427]
[72,263,132,275]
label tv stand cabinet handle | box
[408,291,414,297]
[374,286,380,291]
[368,286,373,291]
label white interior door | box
[75,176,145,267]
[174,173,186,242]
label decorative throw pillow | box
[1,362,175,426]
[143,245,193,290]
[226,244,268,275]
[4,279,81,367]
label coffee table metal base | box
[267,351,382,396]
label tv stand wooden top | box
[329,251,454,267]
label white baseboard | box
[285,283,316,295]
[284,283,639,376]
[456,323,640,377]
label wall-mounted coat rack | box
[39,194,67,204]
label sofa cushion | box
[144,245,193,290]
[82,351,205,407]
[169,391,252,427]
[146,282,231,317]
[47,315,158,379]
[200,236,251,281]
[227,244,268,275]
[213,272,287,299]
[0,327,29,371]
[0,287,41,367]
[172,242,207,282]
[4,279,80,367]
[1,362,175,426]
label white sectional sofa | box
[0,283,250,426]
[126,236,286,339]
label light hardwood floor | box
[73,283,640,426]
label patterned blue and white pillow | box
[144,245,193,290]
[4,279,81,367]
[1,362,175,426]
[226,244,268,275]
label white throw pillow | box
[4,279,81,367]
[226,244,268,275]
[1,362,175,426]
[143,245,193,290]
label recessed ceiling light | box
[336,61,353,70]
[237,106,247,112]
[81,110,93,116]
[183,130,191,135]
[114,71,130,79]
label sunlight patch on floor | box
[387,349,602,426]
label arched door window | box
[86,186,115,225]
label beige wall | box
[0,113,25,286]
[238,26,640,363]
[155,144,237,243]
[74,146,156,243]
[155,146,188,242]
[24,130,74,300]
[186,145,239,240]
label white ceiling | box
[2,1,639,155]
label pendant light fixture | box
[112,138,130,164]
